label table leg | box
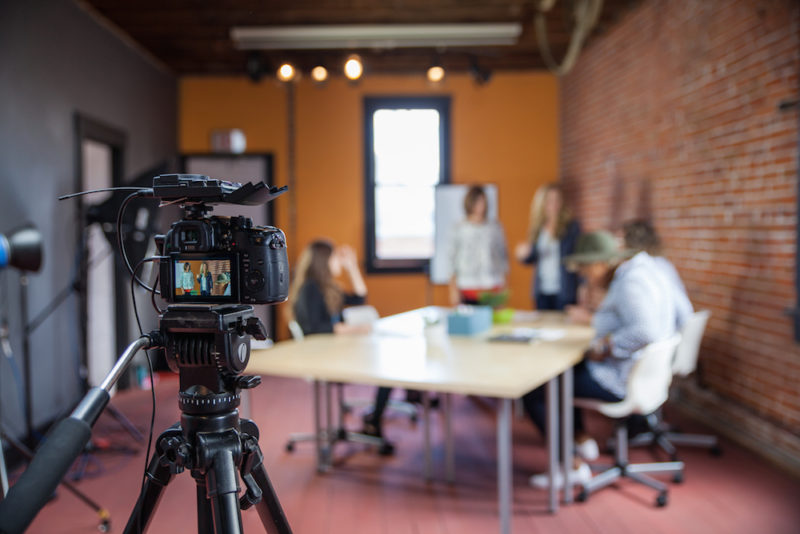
[325,382,334,470]
[423,391,432,481]
[445,393,454,484]
[313,380,326,473]
[497,397,512,534]
[546,377,559,513]
[561,368,574,504]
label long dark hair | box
[286,239,343,321]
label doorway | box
[75,115,126,388]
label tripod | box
[125,397,290,533]
[125,304,292,534]
[0,306,293,534]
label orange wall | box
[180,73,559,337]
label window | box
[364,97,450,273]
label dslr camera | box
[153,174,289,306]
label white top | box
[447,220,508,290]
[536,229,561,295]
[653,256,694,330]
[588,252,678,398]
[181,271,194,291]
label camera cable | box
[129,256,162,534]
[117,192,160,296]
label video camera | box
[153,174,289,306]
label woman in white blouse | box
[524,230,679,489]
[447,185,508,306]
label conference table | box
[248,307,594,534]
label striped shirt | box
[588,252,678,398]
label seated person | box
[523,230,679,488]
[621,219,693,329]
[287,239,392,442]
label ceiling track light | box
[344,55,363,81]
[277,62,296,82]
[427,53,446,83]
[311,65,329,83]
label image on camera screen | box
[175,258,232,298]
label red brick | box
[561,0,799,440]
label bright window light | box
[372,108,442,260]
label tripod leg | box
[196,482,215,534]
[238,421,292,534]
[249,460,293,534]
[123,431,180,534]
[201,434,244,534]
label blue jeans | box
[522,360,622,437]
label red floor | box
[18,373,800,533]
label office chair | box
[575,335,684,507]
[626,310,721,459]
[284,317,395,456]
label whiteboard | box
[430,184,499,284]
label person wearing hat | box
[215,271,231,296]
[523,230,679,489]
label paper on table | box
[513,327,567,341]
[489,327,567,343]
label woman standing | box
[196,262,213,296]
[447,185,509,306]
[515,183,580,310]
[180,262,194,295]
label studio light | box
[311,65,328,83]
[0,225,43,272]
[344,55,363,81]
[277,62,296,82]
[427,65,445,83]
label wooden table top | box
[248,307,594,398]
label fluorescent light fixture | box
[231,23,522,50]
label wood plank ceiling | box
[81,0,642,77]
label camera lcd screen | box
[173,257,235,301]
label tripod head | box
[159,305,266,416]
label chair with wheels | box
[627,310,721,458]
[575,335,684,507]
[283,318,395,456]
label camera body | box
[158,215,288,305]
[152,173,289,306]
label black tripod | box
[125,304,292,534]
[125,399,290,533]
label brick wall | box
[560,0,800,467]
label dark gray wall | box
[0,0,177,437]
